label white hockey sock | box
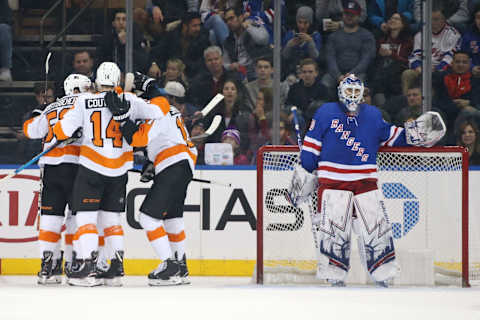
[64,215,75,263]
[74,211,99,259]
[38,215,63,258]
[100,210,124,254]
[139,213,172,260]
[164,218,186,259]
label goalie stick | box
[289,106,325,275]
[190,115,222,142]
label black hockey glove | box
[60,127,83,144]
[134,71,156,93]
[140,161,155,183]
[119,119,139,145]
[104,91,131,122]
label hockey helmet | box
[64,73,92,95]
[95,62,121,88]
[338,74,364,113]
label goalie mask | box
[338,74,364,113]
[64,74,91,95]
[95,62,121,88]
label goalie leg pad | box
[315,189,354,282]
[352,190,399,282]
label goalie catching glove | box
[104,91,131,122]
[404,111,446,147]
[287,164,318,207]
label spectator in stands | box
[415,0,469,32]
[246,56,289,112]
[460,4,480,77]
[286,58,329,129]
[221,128,250,164]
[150,12,210,80]
[199,0,232,45]
[72,50,95,79]
[188,46,241,108]
[163,80,198,131]
[322,0,376,97]
[456,117,480,165]
[403,5,461,94]
[315,0,367,33]
[282,6,322,79]
[371,13,413,108]
[433,51,480,142]
[159,58,189,89]
[392,83,423,126]
[191,121,206,165]
[147,0,198,26]
[16,82,56,163]
[367,0,414,36]
[33,82,56,106]
[222,6,270,81]
[204,78,255,156]
[98,10,149,73]
[0,0,13,82]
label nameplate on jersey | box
[85,98,106,109]
[169,106,180,116]
[44,96,77,113]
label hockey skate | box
[96,251,125,286]
[148,258,181,286]
[67,251,103,287]
[37,251,62,285]
[175,252,190,285]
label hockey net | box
[256,145,479,287]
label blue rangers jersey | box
[300,102,409,181]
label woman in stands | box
[456,117,480,165]
[370,12,413,108]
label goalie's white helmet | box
[338,74,364,113]
[95,62,121,87]
[64,74,92,95]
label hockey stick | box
[190,115,222,142]
[188,94,224,123]
[129,169,232,187]
[0,130,81,182]
[124,72,134,92]
[44,52,52,101]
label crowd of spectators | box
[3,0,480,166]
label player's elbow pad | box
[120,119,139,145]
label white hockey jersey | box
[23,94,81,167]
[129,105,197,174]
[53,91,168,177]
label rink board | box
[0,167,479,276]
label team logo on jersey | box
[331,119,370,162]
[309,119,316,131]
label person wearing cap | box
[321,0,376,97]
[282,5,322,79]
[221,128,250,164]
[315,0,367,33]
[163,81,198,130]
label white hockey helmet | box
[95,62,121,88]
[338,74,364,113]
[64,73,92,95]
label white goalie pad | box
[315,189,354,282]
[352,190,399,282]
[287,165,318,206]
[404,111,446,147]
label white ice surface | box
[0,276,479,320]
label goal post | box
[256,145,474,287]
